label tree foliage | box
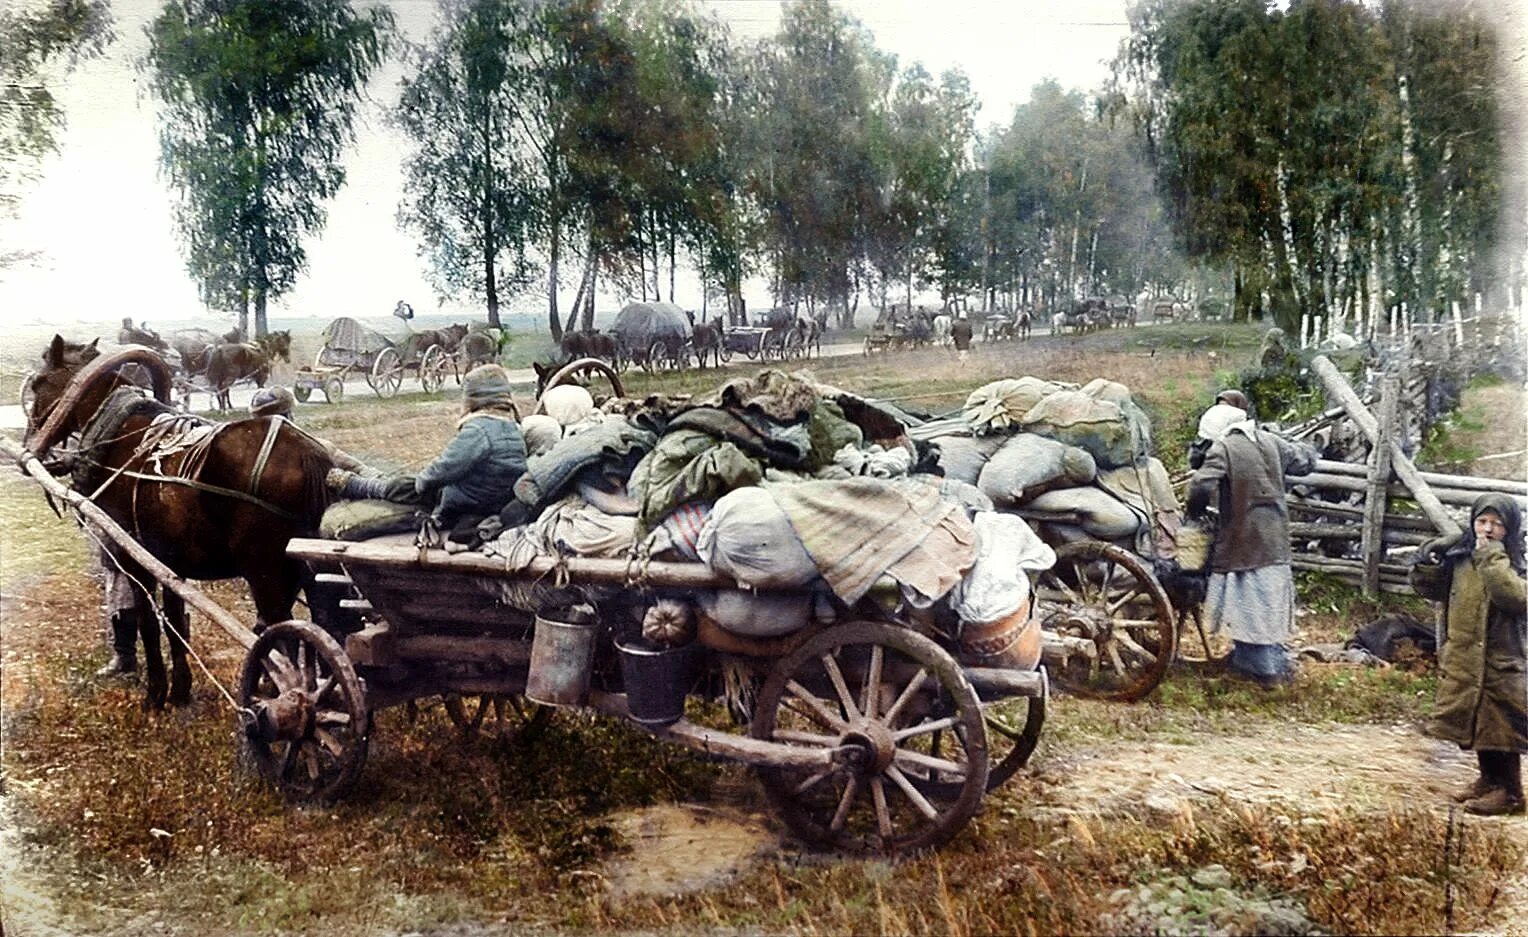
[0,0,112,257]
[1112,0,1505,332]
[145,0,392,335]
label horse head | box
[255,329,292,363]
[26,338,173,455]
[532,359,555,397]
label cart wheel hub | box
[840,721,897,774]
[246,688,314,743]
[1046,608,1111,642]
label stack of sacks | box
[928,376,1182,553]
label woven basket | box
[1176,521,1213,572]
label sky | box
[0,0,1137,333]
[0,0,1521,334]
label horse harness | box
[74,389,302,536]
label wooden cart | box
[245,538,1048,855]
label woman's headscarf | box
[1449,492,1526,573]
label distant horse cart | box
[293,318,462,403]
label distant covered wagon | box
[612,301,691,371]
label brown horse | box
[690,315,724,368]
[399,324,467,364]
[25,338,334,708]
[559,329,619,368]
[203,331,290,409]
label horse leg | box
[163,589,192,706]
[244,559,304,634]
[134,586,169,709]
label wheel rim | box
[980,673,1046,790]
[1036,541,1176,702]
[293,383,312,403]
[420,345,445,392]
[751,621,989,854]
[372,348,402,398]
[239,621,369,802]
[324,378,343,404]
[442,694,552,741]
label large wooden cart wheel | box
[443,694,551,741]
[719,339,735,363]
[750,621,989,854]
[744,333,764,360]
[369,347,403,398]
[419,344,448,393]
[1035,541,1176,702]
[239,620,370,803]
[293,382,313,403]
[541,357,624,399]
[322,376,344,404]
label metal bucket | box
[526,605,597,707]
[616,638,699,728]
[959,596,1040,671]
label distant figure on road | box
[951,315,973,362]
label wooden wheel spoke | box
[870,777,893,838]
[985,708,1024,741]
[262,650,298,692]
[886,765,942,820]
[1042,575,1083,605]
[1106,588,1145,615]
[315,709,352,727]
[1100,561,1116,598]
[892,747,969,781]
[1107,641,1128,675]
[1114,630,1158,663]
[784,680,849,732]
[311,675,336,704]
[820,653,862,722]
[301,743,321,780]
[279,741,299,780]
[793,767,840,797]
[891,715,960,741]
[860,644,884,719]
[314,727,346,758]
[881,668,929,725]
[830,776,860,832]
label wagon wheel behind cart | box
[442,694,552,741]
[980,672,1046,790]
[239,620,370,803]
[751,621,989,854]
[541,357,624,400]
[419,344,450,393]
[369,346,403,398]
[1035,541,1176,702]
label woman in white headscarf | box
[1186,402,1318,686]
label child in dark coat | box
[1412,493,1527,816]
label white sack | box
[1023,486,1143,541]
[977,434,1097,506]
[697,486,817,589]
[697,589,815,637]
[950,512,1055,624]
[933,434,1008,485]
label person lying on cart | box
[332,364,527,541]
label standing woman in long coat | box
[1411,493,1527,815]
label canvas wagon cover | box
[612,302,689,347]
[322,317,393,356]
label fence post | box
[1361,373,1400,596]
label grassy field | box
[2,323,1524,936]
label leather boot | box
[1452,774,1496,804]
[1463,786,1526,816]
[94,612,138,677]
[1465,752,1525,816]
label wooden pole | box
[1361,375,1398,595]
[0,434,257,650]
[1309,355,1463,537]
[1312,459,1528,496]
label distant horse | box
[691,315,724,368]
[24,338,334,708]
[460,329,498,370]
[399,324,467,365]
[932,315,953,347]
[794,316,823,357]
[1016,309,1032,340]
[560,330,619,369]
[118,318,169,353]
[204,331,290,409]
[170,327,245,376]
